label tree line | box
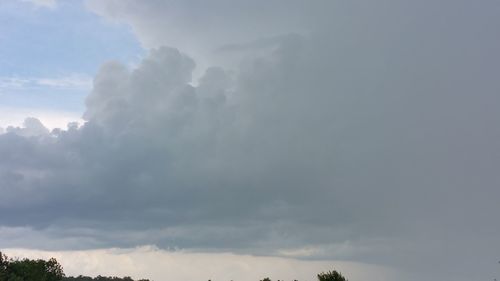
[0,251,347,281]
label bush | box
[317,270,348,281]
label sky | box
[0,0,142,128]
[1,1,500,281]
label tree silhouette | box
[0,252,64,281]
[317,270,348,281]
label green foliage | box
[0,252,64,281]
[0,253,8,281]
[317,270,348,281]
[0,252,151,281]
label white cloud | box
[35,75,93,90]
[5,117,50,137]
[0,74,92,92]
[19,0,57,9]
[0,107,82,130]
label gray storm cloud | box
[2,1,500,281]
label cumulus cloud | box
[1,1,500,281]
[0,107,83,130]
[5,117,50,137]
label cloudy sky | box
[1,1,500,281]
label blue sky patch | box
[0,0,143,115]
